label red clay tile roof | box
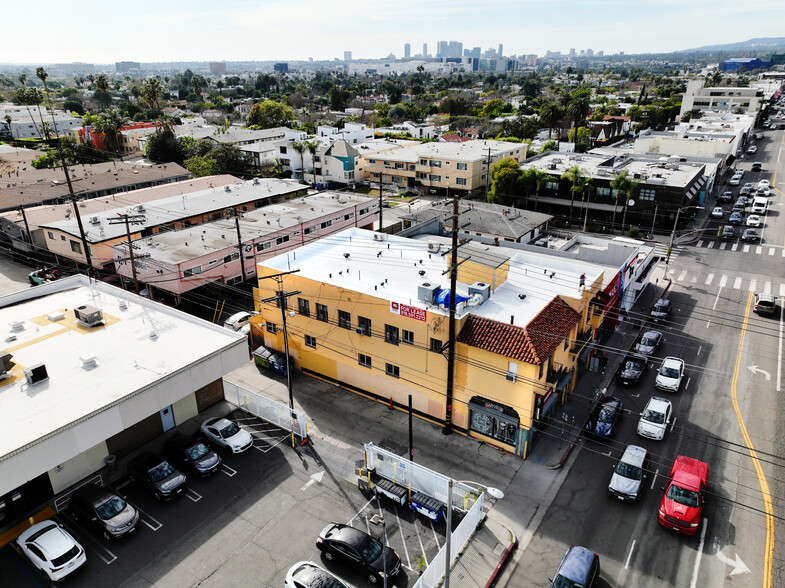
[457,297,581,364]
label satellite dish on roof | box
[627,199,635,207]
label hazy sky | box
[5,0,784,64]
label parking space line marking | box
[413,520,428,566]
[769,248,776,256]
[393,506,413,571]
[765,282,772,295]
[719,275,728,288]
[720,242,727,250]
[743,244,751,253]
[734,277,742,289]
[56,516,117,565]
[705,274,714,285]
[677,270,687,281]
[429,520,441,550]
[697,240,704,247]
[185,489,202,502]
[651,469,659,490]
[221,464,238,477]
[781,284,785,298]
[364,515,372,536]
[347,497,375,527]
[756,246,763,255]
[625,540,636,569]
[749,279,757,292]
[731,243,739,251]
[135,506,162,531]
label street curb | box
[485,525,518,588]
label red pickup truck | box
[658,455,709,535]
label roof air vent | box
[80,356,98,369]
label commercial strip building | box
[679,80,765,118]
[111,191,379,298]
[251,227,625,458]
[0,275,247,528]
[35,178,306,271]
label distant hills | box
[678,37,785,53]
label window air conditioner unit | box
[505,372,517,382]
[89,216,100,224]
[373,233,387,242]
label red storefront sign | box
[390,301,427,321]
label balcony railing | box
[546,363,567,384]
[570,329,594,354]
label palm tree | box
[140,77,163,111]
[290,141,306,178]
[539,100,561,140]
[305,140,319,187]
[15,88,41,138]
[532,169,552,212]
[566,93,590,144]
[609,172,629,231]
[93,108,127,156]
[561,166,586,225]
[620,178,641,234]
[577,177,593,230]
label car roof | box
[642,330,661,337]
[647,396,672,411]
[662,357,683,366]
[756,292,775,301]
[557,545,596,582]
[21,522,72,556]
[327,523,369,546]
[205,417,232,428]
[621,445,647,464]
[165,432,201,450]
[72,483,116,504]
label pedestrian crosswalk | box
[695,239,785,257]
[669,268,785,295]
[651,243,684,260]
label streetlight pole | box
[665,206,703,274]
[650,202,658,240]
[443,480,504,588]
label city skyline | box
[3,0,785,64]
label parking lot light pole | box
[444,480,504,588]
[665,206,703,274]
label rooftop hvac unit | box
[24,363,49,386]
[373,233,387,242]
[9,320,25,331]
[468,281,491,302]
[79,355,97,369]
[135,204,145,212]
[224,185,232,192]
[427,241,440,253]
[89,216,100,224]
[74,304,104,327]
[418,282,440,304]
[253,177,260,184]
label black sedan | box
[317,523,401,584]
[635,330,662,356]
[128,452,187,501]
[164,433,222,476]
[585,397,624,438]
[617,354,647,385]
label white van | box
[752,197,768,214]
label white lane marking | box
[749,279,757,292]
[743,244,750,253]
[221,464,237,477]
[734,277,742,289]
[731,243,739,251]
[719,275,728,288]
[770,248,776,256]
[134,506,163,531]
[429,519,441,550]
[689,518,709,588]
[719,242,727,250]
[765,281,772,294]
[671,418,677,431]
[697,346,702,356]
[685,377,691,390]
[697,240,704,247]
[778,302,784,394]
[394,506,413,571]
[347,497,376,526]
[413,519,429,566]
[780,284,785,297]
[677,270,687,281]
[756,246,763,254]
[705,273,714,285]
[782,249,785,257]
[186,488,202,502]
[625,540,636,569]
[651,469,659,490]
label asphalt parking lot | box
[0,407,444,588]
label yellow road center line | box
[731,290,774,588]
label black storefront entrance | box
[468,396,520,450]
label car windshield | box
[357,534,383,563]
[220,423,240,438]
[654,302,668,312]
[641,334,658,346]
[643,408,665,424]
[148,461,175,482]
[552,574,582,588]
[661,366,680,378]
[598,406,617,423]
[186,443,210,460]
[624,360,642,372]
[666,484,700,508]
[96,496,127,520]
[615,461,642,480]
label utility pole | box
[226,209,247,281]
[260,270,301,448]
[108,214,146,294]
[484,147,492,197]
[377,178,384,233]
[18,206,31,245]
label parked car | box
[223,311,256,332]
[637,397,672,441]
[735,196,749,207]
[746,214,762,227]
[754,133,764,140]
[710,207,724,219]
[69,484,139,540]
[201,417,254,453]
[285,561,354,588]
[659,456,709,535]
[754,292,776,315]
[128,452,187,501]
[616,354,647,386]
[720,225,735,239]
[731,202,745,214]
[758,179,770,190]
[742,229,759,242]
[164,432,222,476]
[728,176,741,186]
[747,145,757,154]
[757,186,770,196]
[608,445,648,502]
[740,183,753,195]
[751,161,762,171]
[549,545,600,588]
[585,396,624,438]
[650,298,671,321]
[655,357,685,392]
[635,330,662,355]
[718,191,733,202]
[728,211,743,224]
[16,520,87,582]
[316,523,401,585]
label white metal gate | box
[222,381,307,439]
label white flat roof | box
[0,276,247,477]
[258,228,604,327]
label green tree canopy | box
[488,157,523,205]
[247,100,294,129]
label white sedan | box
[655,357,685,392]
[747,145,757,154]
[201,417,254,453]
[17,521,87,582]
[637,397,673,441]
[746,215,762,227]
[758,180,770,190]
[285,561,354,588]
[711,207,724,219]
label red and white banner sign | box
[390,301,427,322]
